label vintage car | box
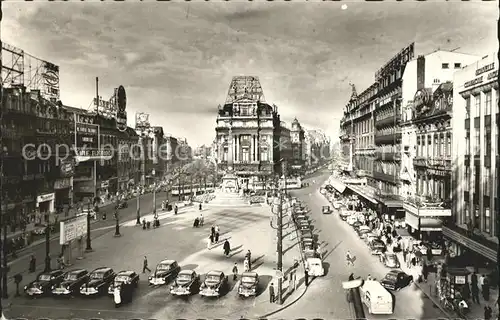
[294,215,308,223]
[365,232,380,244]
[108,270,140,295]
[356,226,372,238]
[369,240,386,255]
[352,221,363,230]
[379,253,400,268]
[148,259,180,285]
[51,269,89,296]
[380,270,413,291]
[339,210,353,221]
[298,221,312,231]
[347,215,359,226]
[321,206,332,214]
[80,267,116,296]
[237,272,259,297]
[199,271,229,297]
[305,258,324,277]
[24,270,65,297]
[117,200,128,209]
[301,238,315,253]
[170,270,201,296]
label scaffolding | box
[1,42,60,101]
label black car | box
[24,270,64,297]
[380,270,413,291]
[170,270,201,296]
[369,239,386,255]
[149,259,180,285]
[108,270,140,295]
[51,269,89,296]
[199,271,229,297]
[117,201,128,209]
[80,267,116,296]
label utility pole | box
[43,212,51,272]
[0,0,5,314]
[85,200,92,252]
[277,188,283,305]
[135,186,140,225]
[152,169,157,217]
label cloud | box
[2,2,497,146]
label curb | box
[412,280,457,319]
[257,281,310,318]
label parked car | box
[80,267,115,296]
[305,258,324,277]
[108,270,139,295]
[170,270,200,296]
[379,253,400,268]
[380,270,413,291]
[24,270,65,297]
[339,211,352,221]
[322,206,332,214]
[51,269,89,296]
[356,226,372,238]
[117,200,128,209]
[199,271,229,297]
[365,233,380,244]
[78,209,96,220]
[148,260,180,285]
[237,272,259,297]
[347,215,358,226]
[369,240,386,255]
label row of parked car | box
[24,259,262,299]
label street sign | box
[275,270,284,279]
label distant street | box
[273,171,447,319]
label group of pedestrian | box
[470,271,491,303]
[207,225,220,247]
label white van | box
[360,280,393,315]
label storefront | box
[346,184,379,210]
[36,193,55,214]
[54,177,73,212]
[404,202,450,241]
[442,225,497,264]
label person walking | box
[269,283,275,303]
[484,305,493,320]
[346,250,354,266]
[245,250,252,270]
[472,279,480,303]
[402,249,408,263]
[29,255,36,273]
[223,240,231,257]
[215,230,220,243]
[211,225,215,238]
[206,236,212,250]
[291,270,297,291]
[243,257,250,272]
[199,213,204,226]
[422,263,429,282]
[482,275,490,301]
[142,256,151,273]
[174,205,178,215]
[232,262,238,281]
[199,203,202,211]
[209,233,214,244]
[305,268,310,286]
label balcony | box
[427,158,451,171]
[373,171,399,184]
[404,196,452,210]
[375,113,402,128]
[413,157,428,167]
[374,131,402,144]
[375,151,401,161]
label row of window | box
[464,129,499,156]
[465,90,498,119]
[462,202,496,234]
[356,135,374,149]
[416,133,452,158]
[222,147,270,162]
[374,161,400,175]
[354,118,373,135]
[376,127,401,136]
[463,167,493,195]
[415,175,450,200]
[441,63,462,69]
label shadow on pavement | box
[229,249,244,258]
[323,262,330,276]
[251,260,264,271]
[257,275,272,296]
[283,242,298,255]
[322,240,343,261]
[182,263,199,271]
[251,255,265,265]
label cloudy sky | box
[3,1,497,147]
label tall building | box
[117,127,140,191]
[279,121,292,175]
[305,129,331,170]
[215,76,286,189]
[290,118,306,176]
[448,53,498,264]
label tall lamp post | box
[152,169,157,218]
[135,186,141,225]
[270,178,291,305]
[114,192,121,237]
[43,211,52,272]
[85,199,93,252]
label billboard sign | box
[73,119,112,162]
[60,215,87,244]
[42,61,60,100]
[116,85,127,132]
[135,112,150,128]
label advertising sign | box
[135,112,150,128]
[60,215,87,244]
[116,85,127,132]
[60,158,75,177]
[42,61,60,100]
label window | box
[474,130,480,155]
[474,95,481,117]
[446,134,451,157]
[465,97,471,119]
[465,133,470,155]
[223,147,228,161]
[241,147,249,163]
[471,169,476,194]
[442,63,449,69]
[440,135,445,157]
[485,131,491,155]
[484,207,490,233]
[454,63,462,69]
[260,148,268,161]
[483,170,490,194]
[433,79,440,84]
[485,91,492,116]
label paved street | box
[273,171,448,320]
[3,191,169,288]
[4,196,304,319]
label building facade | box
[215,76,286,188]
[449,53,498,264]
[117,127,140,191]
[290,118,305,176]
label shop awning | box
[405,211,419,230]
[442,226,497,263]
[329,179,346,193]
[420,217,443,232]
[347,185,378,204]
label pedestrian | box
[472,281,480,303]
[346,250,354,266]
[402,249,407,263]
[479,274,485,296]
[215,225,220,235]
[232,262,238,281]
[215,231,220,243]
[211,225,215,237]
[29,255,36,273]
[245,250,252,270]
[305,268,309,286]
[206,236,212,250]
[291,270,297,291]
[482,275,490,301]
[143,256,151,273]
[209,233,214,244]
[243,257,250,272]
[199,203,202,211]
[174,205,178,215]
[485,306,493,320]
[269,283,275,303]
[223,240,231,256]
[199,213,204,226]
[422,263,429,282]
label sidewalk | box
[393,238,499,320]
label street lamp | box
[114,193,121,237]
[43,211,52,272]
[135,186,141,225]
[152,169,157,217]
[85,199,92,252]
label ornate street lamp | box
[85,199,92,252]
[136,186,141,225]
[152,169,157,218]
[43,211,52,272]
[114,193,121,237]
